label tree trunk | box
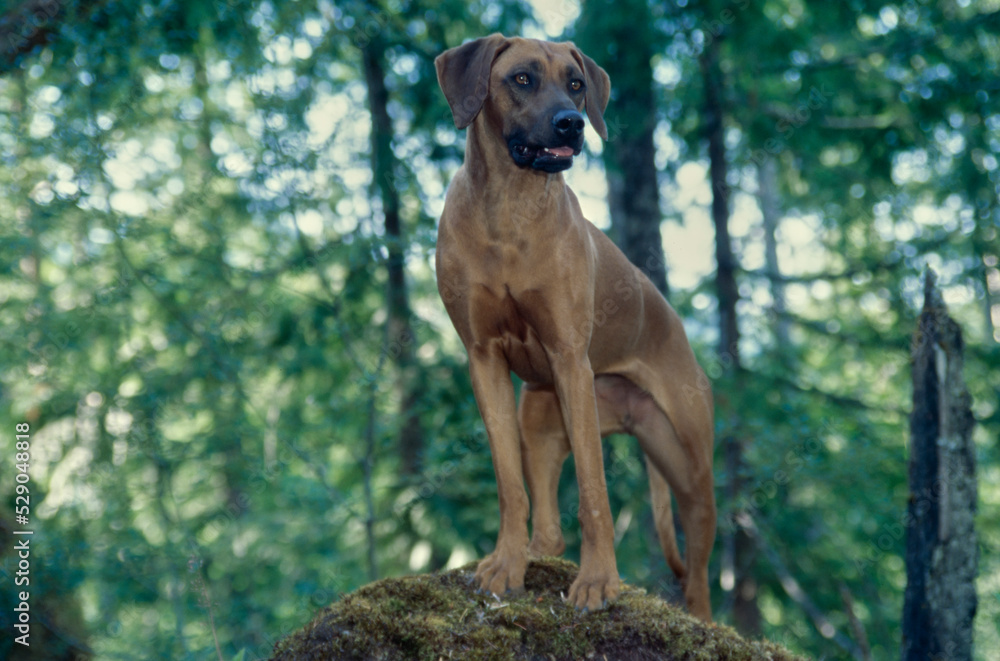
[701,36,760,636]
[902,271,977,661]
[969,103,999,345]
[194,27,247,520]
[975,238,999,344]
[361,37,424,475]
[702,48,739,365]
[577,0,669,296]
[758,157,790,350]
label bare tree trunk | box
[969,104,999,345]
[605,143,668,296]
[194,28,248,523]
[902,271,977,661]
[361,37,424,476]
[701,36,760,637]
[976,243,999,344]
[758,157,790,349]
[703,55,739,364]
[972,209,999,344]
[578,0,669,296]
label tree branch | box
[738,513,865,660]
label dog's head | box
[435,34,610,173]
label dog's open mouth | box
[510,143,578,172]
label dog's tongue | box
[545,146,574,157]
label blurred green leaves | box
[0,1,998,660]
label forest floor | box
[268,556,803,660]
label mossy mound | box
[269,557,804,661]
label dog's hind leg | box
[629,390,716,622]
[519,386,571,557]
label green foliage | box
[0,1,998,660]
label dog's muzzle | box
[508,109,585,173]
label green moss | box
[269,557,806,661]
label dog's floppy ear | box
[570,46,611,141]
[435,33,509,130]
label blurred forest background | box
[1,0,998,659]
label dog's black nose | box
[552,109,585,139]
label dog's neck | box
[463,117,570,230]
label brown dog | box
[434,34,716,621]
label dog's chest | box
[469,284,554,384]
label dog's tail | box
[646,455,686,580]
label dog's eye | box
[569,79,583,92]
[514,73,530,86]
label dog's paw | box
[475,549,528,596]
[567,567,619,611]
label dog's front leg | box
[550,352,620,610]
[469,340,530,596]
